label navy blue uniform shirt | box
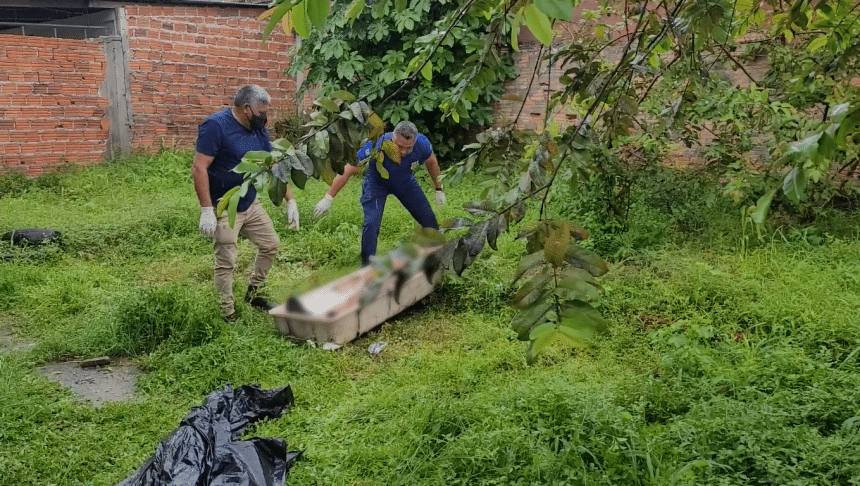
[196,108,272,213]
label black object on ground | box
[1,228,62,246]
[116,383,302,486]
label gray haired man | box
[192,85,299,320]
[314,121,445,265]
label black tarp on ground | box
[117,384,302,486]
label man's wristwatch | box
[435,185,443,191]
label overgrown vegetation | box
[1,152,859,484]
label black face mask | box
[246,107,268,130]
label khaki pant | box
[213,200,279,316]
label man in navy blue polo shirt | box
[313,121,445,265]
[191,85,300,321]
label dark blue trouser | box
[360,175,439,265]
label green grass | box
[1,152,859,485]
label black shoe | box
[245,285,275,311]
[224,311,239,322]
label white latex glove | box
[314,195,333,219]
[199,207,217,238]
[285,199,300,230]
[434,189,446,208]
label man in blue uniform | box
[313,121,445,265]
[191,85,300,320]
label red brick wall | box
[124,5,296,150]
[0,35,109,176]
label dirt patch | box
[0,323,35,353]
[37,358,140,406]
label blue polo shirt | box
[196,108,271,213]
[359,132,433,184]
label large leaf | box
[291,167,308,190]
[381,140,402,163]
[523,4,553,46]
[559,300,607,333]
[512,251,546,283]
[344,0,364,23]
[750,188,777,224]
[314,130,329,157]
[511,267,552,309]
[267,176,287,206]
[564,245,608,277]
[511,301,553,341]
[262,2,291,42]
[421,61,433,81]
[271,160,290,183]
[557,321,594,346]
[349,102,365,124]
[526,326,555,364]
[463,220,488,256]
[783,166,808,204]
[292,149,315,175]
[367,113,385,141]
[534,0,573,20]
[486,214,507,251]
[292,0,311,37]
[216,186,240,218]
[376,157,389,179]
[306,0,329,30]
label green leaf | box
[395,0,407,11]
[524,5,553,46]
[381,139,402,163]
[376,158,389,179]
[486,214,506,251]
[557,322,593,345]
[421,61,433,81]
[292,0,310,38]
[750,188,777,224]
[271,138,293,151]
[787,133,821,158]
[534,0,573,21]
[290,167,308,190]
[331,90,356,103]
[559,300,607,333]
[268,176,288,206]
[262,2,291,43]
[216,186,240,217]
[526,327,555,364]
[806,35,829,52]
[306,0,329,30]
[529,322,556,341]
[315,96,340,112]
[513,251,546,283]
[511,268,552,310]
[511,301,553,341]
[233,160,263,174]
[349,102,365,124]
[314,130,329,156]
[835,107,860,147]
[241,151,272,162]
[564,245,608,277]
[227,185,243,228]
[344,0,364,23]
[293,149,314,175]
[783,166,808,204]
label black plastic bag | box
[117,384,302,486]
